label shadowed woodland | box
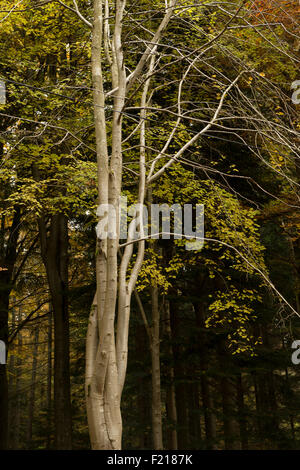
[0,0,300,450]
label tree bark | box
[0,208,20,449]
[8,299,15,449]
[135,322,151,449]
[47,309,53,449]
[0,275,9,450]
[193,301,217,449]
[37,213,72,449]
[237,373,248,450]
[151,285,163,450]
[86,0,177,449]
[164,299,178,450]
[218,341,240,450]
[27,326,39,449]
[170,299,189,449]
[12,307,22,450]
[188,382,202,449]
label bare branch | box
[57,0,92,27]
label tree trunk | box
[253,325,280,449]
[86,0,177,450]
[221,375,240,449]
[37,213,72,449]
[188,382,202,449]
[0,272,9,450]
[252,371,264,449]
[12,307,22,450]
[27,326,39,449]
[193,301,217,449]
[151,285,163,449]
[8,299,15,449]
[237,373,248,450]
[47,309,53,449]
[218,342,240,450]
[0,208,20,449]
[170,299,189,449]
[164,299,178,450]
[135,322,151,449]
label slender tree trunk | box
[0,208,20,449]
[200,373,217,449]
[221,376,240,449]
[86,0,177,449]
[188,382,202,449]
[27,326,39,449]
[85,0,123,450]
[47,309,53,449]
[164,300,178,450]
[151,285,163,449]
[193,301,217,449]
[170,299,189,449]
[12,307,22,450]
[265,370,280,447]
[0,274,9,450]
[254,326,280,449]
[285,366,296,442]
[237,373,248,450]
[218,342,240,450]
[49,215,72,449]
[252,371,264,449]
[36,212,72,449]
[135,322,151,449]
[0,365,8,450]
[8,300,15,448]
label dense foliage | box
[0,0,299,450]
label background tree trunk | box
[0,208,20,449]
[12,307,22,450]
[237,373,248,450]
[37,213,72,449]
[0,276,9,450]
[151,285,163,449]
[8,300,15,449]
[170,299,189,449]
[218,342,240,450]
[47,309,53,449]
[26,326,39,449]
[194,301,217,449]
[164,299,178,450]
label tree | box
[0,0,299,451]
[84,0,299,449]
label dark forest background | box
[1,0,300,450]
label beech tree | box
[84,0,299,449]
[0,0,299,451]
